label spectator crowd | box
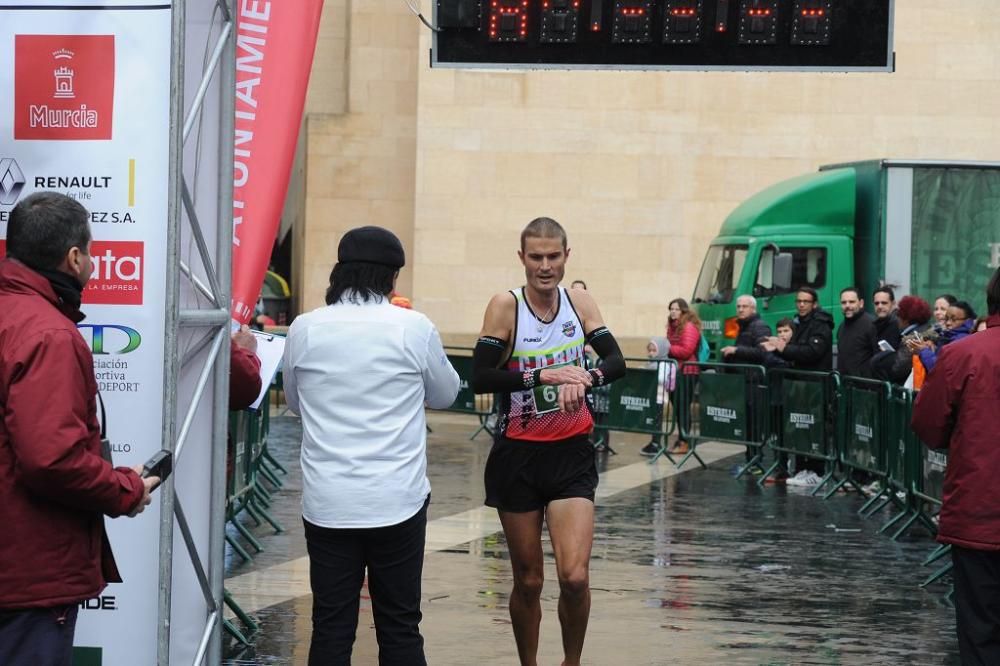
[642,284,986,485]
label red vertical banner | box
[231,0,324,323]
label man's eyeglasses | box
[795,299,815,304]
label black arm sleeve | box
[587,327,626,383]
[471,336,528,394]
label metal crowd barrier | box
[825,376,892,501]
[224,399,289,646]
[677,362,769,473]
[915,447,952,589]
[433,347,497,440]
[762,369,842,495]
[593,357,678,461]
[870,387,922,532]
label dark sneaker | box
[640,442,660,456]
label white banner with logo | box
[0,2,172,665]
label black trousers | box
[952,545,1000,665]
[304,498,429,666]
[0,605,78,666]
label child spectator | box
[764,318,795,369]
[641,337,674,456]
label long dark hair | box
[668,297,702,332]
[325,262,397,305]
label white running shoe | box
[861,480,882,497]
[785,470,811,486]
[800,471,823,486]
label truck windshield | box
[692,245,748,305]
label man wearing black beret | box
[282,225,459,665]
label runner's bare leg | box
[499,509,546,666]
[546,497,595,666]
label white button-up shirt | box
[283,296,460,528]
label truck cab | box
[694,165,873,356]
[694,159,1000,358]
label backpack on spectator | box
[697,333,711,363]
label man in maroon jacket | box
[230,325,262,410]
[912,267,1000,666]
[0,192,157,665]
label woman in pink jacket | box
[666,298,702,453]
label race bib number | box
[533,383,561,416]
[531,361,580,416]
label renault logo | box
[0,158,26,206]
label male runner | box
[472,217,625,666]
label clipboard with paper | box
[249,329,285,410]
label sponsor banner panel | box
[1,2,171,665]
[231,0,324,323]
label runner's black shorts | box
[484,435,598,512]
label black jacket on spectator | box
[870,312,903,381]
[879,321,934,385]
[838,311,877,378]
[726,314,772,365]
[778,309,834,371]
[874,312,902,349]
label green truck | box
[692,159,1000,357]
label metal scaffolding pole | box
[162,0,235,663]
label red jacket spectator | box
[0,258,145,609]
[230,337,262,410]
[668,319,701,376]
[912,313,1000,551]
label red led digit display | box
[612,1,653,44]
[738,0,778,45]
[541,0,581,43]
[489,0,530,42]
[664,0,704,44]
[434,0,893,71]
[792,0,833,46]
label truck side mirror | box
[773,252,793,290]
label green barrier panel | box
[886,387,912,491]
[676,362,767,474]
[877,386,940,539]
[445,354,479,413]
[591,357,675,457]
[603,366,664,434]
[432,348,496,440]
[841,377,890,478]
[921,448,948,504]
[781,378,828,458]
[698,371,749,441]
[888,435,947,542]
[762,369,841,494]
[229,412,249,499]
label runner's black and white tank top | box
[498,286,593,442]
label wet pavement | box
[224,413,958,665]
